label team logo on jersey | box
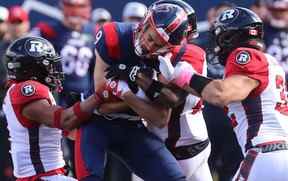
[21,84,36,96]
[236,51,250,65]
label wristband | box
[73,102,91,122]
[189,74,212,95]
[53,108,64,129]
[145,80,164,101]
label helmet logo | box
[236,51,250,65]
[25,39,52,57]
[219,9,238,22]
[21,84,36,97]
[29,41,45,53]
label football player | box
[2,36,102,180]
[75,2,189,181]
[159,7,288,181]
[98,1,213,181]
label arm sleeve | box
[9,81,51,128]
[225,48,269,96]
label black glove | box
[105,64,141,82]
[105,63,155,81]
[105,64,156,94]
[105,64,142,94]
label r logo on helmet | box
[236,51,250,65]
[219,9,239,23]
[21,84,36,96]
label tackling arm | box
[22,93,102,130]
[184,74,259,107]
[122,91,171,128]
[135,72,188,107]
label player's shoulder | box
[10,80,50,104]
[100,22,133,37]
[227,47,267,67]
[95,22,134,62]
[171,43,206,74]
[185,43,206,57]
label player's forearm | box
[182,76,227,107]
[135,72,154,91]
[186,75,258,107]
[57,94,103,130]
[135,73,186,107]
[123,92,171,128]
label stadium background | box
[0,0,254,25]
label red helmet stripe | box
[165,10,186,34]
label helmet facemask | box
[134,3,188,58]
[43,55,64,92]
[213,25,264,65]
[134,16,173,58]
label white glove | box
[158,53,175,81]
[105,79,131,100]
[172,61,196,88]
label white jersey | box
[149,44,209,147]
[2,80,65,178]
[224,47,288,155]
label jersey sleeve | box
[9,80,51,128]
[94,22,121,65]
[171,44,206,75]
[225,48,269,96]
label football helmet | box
[153,0,198,39]
[4,36,64,91]
[211,7,264,65]
[134,3,188,57]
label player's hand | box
[171,61,196,88]
[158,53,174,81]
[103,79,131,100]
[105,64,141,82]
[105,64,147,93]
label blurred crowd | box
[0,0,287,180]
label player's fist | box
[100,79,131,100]
[172,61,196,88]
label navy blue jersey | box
[31,21,95,104]
[60,32,95,93]
[264,24,288,81]
[94,22,142,67]
[85,22,145,97]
